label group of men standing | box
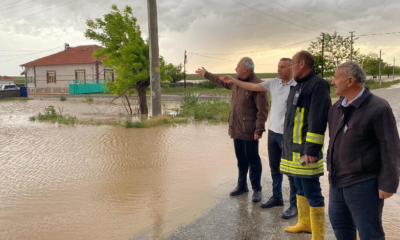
[195,50,400,240]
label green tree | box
[359,52,380,77]
[383,64,392,78]
[164,63,186,83]
[84,5,172,115]
[309,32,360,78]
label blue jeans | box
[268,130,297,206]
[294,177,324,207]
[233,139,262,191]
[329,178,385,240]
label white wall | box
[23,63,112,88]
[26,67,35,88]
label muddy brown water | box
[0,94,399,240]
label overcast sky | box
[1,0,400,76]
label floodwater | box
[0,92,399,240]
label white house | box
[21,44,114,94]
[0,76,15,85]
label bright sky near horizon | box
[0,0,399,76]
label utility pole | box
[379,50,382,86]
[184,50,187,88]
[393,57,397,81]
[349,31,358,61]
[321,33,324,78]
[350,31,354,61]
[147,0,161,116]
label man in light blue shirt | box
[220,58,299,219]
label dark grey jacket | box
[327,88,400,193]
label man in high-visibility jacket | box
[280,51,331,240]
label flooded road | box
[0,86,400,240]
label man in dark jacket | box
[281,51,331,240]
[195,57,268,203]
[328,61,400,240]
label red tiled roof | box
[0,76,15,80]
[20,45,105,67]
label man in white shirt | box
[219,58,298,219]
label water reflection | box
[0,98,399,240]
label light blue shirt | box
[341,88,365,107]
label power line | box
[0,0,76,25]
[0,49,56,51]
[358,31,400,37]
[231,0,320,33]
[268,0,349,33]
[0,45,62,63]
[250,0,344,34]
[0,0,30,9]
[0,0,52,13]
[0,0,54,16]
[190,38,316,56]
[191,53,276,66]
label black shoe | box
[230,186,249,196]
[282,205,298,219]
[260,197,284,208]
[252,191,262,202]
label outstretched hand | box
[195,67,207,77]
[219,75,236,84]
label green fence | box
[68,79,107,95]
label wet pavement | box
[0,85,399,240]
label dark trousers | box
[294,177,324,207]
[233,139,262,191]
[329,178,385,240]
[268,130,297,206]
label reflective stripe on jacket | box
[280,70,331,178]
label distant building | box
[20,44,114,94]
[0,76,15,85]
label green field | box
[185,73,277,80]
[9,76,25,84]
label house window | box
[104,69,114,82]
[75,70,85,80]
[47,71,56,83]
[28,76,34,83]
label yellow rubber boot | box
[310,206,325,240]
[285,195,311,233]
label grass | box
[185,73,277,80]
[124,92,230,128]
[60,96,67,101]
[0,97,33,101]
[125,115,188,128]
[30,106,77,125]
[177,93,231,123]
[162,85,231,97]
[85,94,94,103]
[328,79,400,98]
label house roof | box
[20,45,105,67]
[0,76,15,80]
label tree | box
[383,64,392,78]
[164,63,186,83]
[84,5,172,115]
[358,52,380,77]
[312,55,323,76]
[309,32,360,77]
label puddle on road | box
[0,98,399,239]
